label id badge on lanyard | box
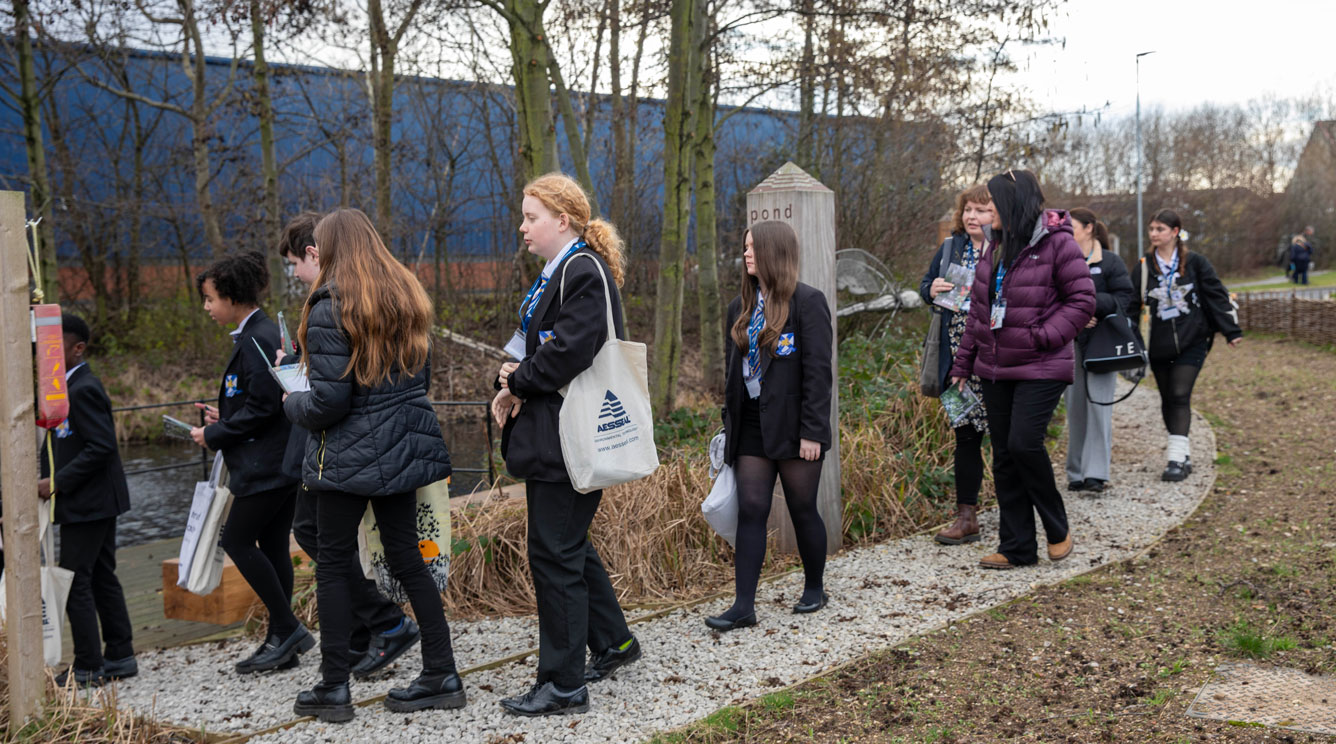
[990,298,1007,329]
[1157,254,1181,321]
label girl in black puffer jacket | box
[1127,209,1243,482]
[283,208,460,723]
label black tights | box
[1150,361,1201,436]
[953,424,985,506]
[721,455,826,620]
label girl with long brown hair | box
[708,220,834,631]
[283,208,460,723]
[492,173,637,717]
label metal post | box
[484,407,495,486]
[1135,51,1155,258]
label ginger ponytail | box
[581,218,626,287]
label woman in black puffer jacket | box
[284,208,460,723]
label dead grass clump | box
[0,638,204,742]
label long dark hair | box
[730,220,799,354]
[1069,207,1110,251]
[987,169,1046,269]
[1149,208,1188,267]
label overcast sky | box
[1012,0,1336,119]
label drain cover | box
[1187,662,1336,735]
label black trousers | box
[980,379,1070,565]
[953,424,986,507]
[526,479,632,690]
[292,486,403,652]
[220,486,299,636]
[59,517,134,671]
[315,490,455,685]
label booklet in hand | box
[932,262,975,313]
[163,414,196,442]
[939,383,981,427]
[251,338,311,394]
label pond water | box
[116,412,495,548]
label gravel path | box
[96,382,1214,744]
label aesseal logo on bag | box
[597,390,633,433]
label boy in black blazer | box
[39,314,136,687]
[191,251,309,673]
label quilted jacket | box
[950,209,1096,384]
[283,285,451,496]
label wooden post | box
[0,190,43,723]
[746,163,841,555]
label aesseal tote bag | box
[0,506,75,666]
[557,253,659,493]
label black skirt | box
[735,395,766,458]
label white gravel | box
[96,382,1214,743]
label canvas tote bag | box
[0,505,75,666]
[358,478,452,603]
[556,253,659,493]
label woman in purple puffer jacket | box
[950,169,1096,570]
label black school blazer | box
[502,248,626,483]
[41,364,131,524]
[722,282,834,465]
[203,309,297,498]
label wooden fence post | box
[746,163,842,555]
[0,190,44,723]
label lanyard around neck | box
[518,240,584,331]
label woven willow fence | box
[1235,290,1336,345]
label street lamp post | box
[1136,51,1156,258]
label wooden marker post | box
[0,190,43,723]
[745,163,841,555]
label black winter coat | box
[722,282,834,465]
[918,232,973,394]
[280,348,308,482]
[283,286,451,496]
[1127,251,1243,363]
[502,248,626,483]
[1076,245,1135,350]
[41,364,131,524]
[203,310,297,498]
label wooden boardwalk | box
[57,537,243,666]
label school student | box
[190,251,310,673]
[1127,209,1242,481]
[492,173,639,717]
[275,213,418,678]
[284,208,460,723]
[39,314,135,688]
[708,220,834,631]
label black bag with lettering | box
[1082,313,1147,405]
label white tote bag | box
[557,253,660,493]
[700,431,738,546]
[0,506,75,666]
[185,484,234,596]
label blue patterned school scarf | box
[517,240,585,333]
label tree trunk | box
[16,0,59,303]
[249,0,285,299]
[693,32,723,395]
[506,0,558,181]
[651,0,696,415]
[608,0,627,228]
[368,0,396,245]
[796,0,817,171]
[183,0,226,257]
[546,43,600,216]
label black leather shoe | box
[55,666,104,688]
[103,655,138,680]
[704,612,758,632]
[385,669,467,712]
[294,681,355,723]
[1066,480,1086,492]
[1161,461,1190,482]
[236,625,316,674]
[1081,478,1107,493]
[353,617,420,679]
[585,637,642,682]
[500,681,590,717]
[793,591,829,614]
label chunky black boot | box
[385,670,467,712]
[294,681,355,723]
